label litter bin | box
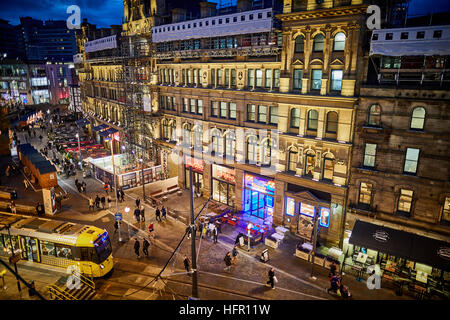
[261,249,269,262]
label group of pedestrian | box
[327,262,351,298]
[116,188,125,202]
[133,237,151,258]
[75,178,87,193]
[155,206,166,222]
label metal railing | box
[47,284,78,300]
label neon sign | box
[286,197,295,217]
[319,207,330,228]
[244,174,274,195]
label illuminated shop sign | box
[213,165,235,184]
[244,173,275,195]
[185,156,204,173]
[286,197,295,217]
[300,203,315,217]
[319,207,330,228]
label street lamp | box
[139,158,146,202]
[75,133,82,170]
[124,206,131,238]
[247,223,253,252]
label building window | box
[442,197,450,223]
[246,136,258,163]
[162,119,169,139]
[323,157,334,181]
[261,139,271,165]
[313,34,325,52]
[293,69,303,90]
[433,30,442,38]
[231,69,236,86]
[220,102,227,118]
[217,69,222,86]
[294,35,304,53]
[190,99,196,113]
[333,32,346,51]
[326,111,338,134]
[248,69,254,88]
[398,189,413,215]
[330,70,343,91]
[363,143,377,168]
[197,100,203,115]
[211,69,216,86]
[211,101,218,117]
[247,104,255,121]
[255,69,263,87]
[290,108,300,128]
[211,129,223,154]
[410,107,425,130]
[258,105,267,123]
[225,132,235,158]
[183,123,192,146]
[183,98,189,112]
[401,32,409,40]
[416,31,425,39]
[311,70,322,90]
[265,69,272,88]
[273,69,280,88]
[229,103,236,120]
[288,149,297,172]
[368,104,381,126]
[404,148,419,174]
[225,69,230,87]
[385,33,393,40]
[307,110,318,131]
[194,126,202,148]
[269,106,278,125]
[358,182,373,208]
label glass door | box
[20,237,39,262]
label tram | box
[0,212,113,277]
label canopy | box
[92,124,109,132]
[99,128,118,137]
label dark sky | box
[0,0,449,28]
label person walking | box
[140,205,145,222]
[134,207,141,222]
[88,197,95,211]
[103,183,109,194]
[329,261,337,277]
[155,207,162,222]
[23,178,29,190]
[95,195,100,209]
[223,252,232,272]
[134,238,140,259]
[100,196,106,209]
[232,245,239,265]
[114,221,119,234]
[266,268,276,289]
[142,238,150,257]
[161,206,167,220]
[120,188,125,202]
[81,181,86,193]
[327,274,340,294]
[148,222,154,233]
[183,255,191,276]
[117,189,121,203]
[135,197,140,208]
[107,195,112,208]
[213,225,219,243]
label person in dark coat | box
[327,274,340,294]
[100,196,106,209]
[213,226,219,243]
[155,207,162,222]
[142,238,150,257]
[135,197,140,208]
[134,238,140,258]
[161,206,167,219]
[95,195,100,209]
[266,268,276,289]
[114,221,119,234]
[140,205,145,222]
[223,252,232,272]
[134,207,141,222]
[117,189,121,202]
[183,255,191,276]
[120,189,125,202]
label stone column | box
[234,168,244,212]
[273,179,285,226]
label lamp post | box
[139,158,146,202]
[247,223,253,252]
[124,206,131,239]
[310,207,319,280]
[109,137,122,242]
[76,132,82,171]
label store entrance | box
[244,189,274,219]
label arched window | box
[290,108,300,128]
[333,32,346,51]
[368,104,381,126]
[313,34,325,52]
[307,110,319,131]
[326,111,338,134]
[193,125,202,148]
[211,129,223,154]
[294,35,304,53]
[246,136,258,163]
[182,123,192,146]
[305,150,315,176]
[169,120,176,141]
[322,156,334,181]
[162,119,169,139]
[224,131,236,158]
[287,148,297,172]
[261,139,272,165]
[410,107,426,130]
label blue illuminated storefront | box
[243,173,275,219]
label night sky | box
[0,0,449,28]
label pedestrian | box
[5,165,10,177]
[135,197,140,208]
[327,274,340,294]
[95,195,100,209]
[100,196,106,209]
[266,268,276,289]
[161,206,167,219]
[223,252,232,272]
[134,207,141,222]
[10,201,16,214]
[81,181,86,193]
[38,134,43,142]
[329,261,337,277]
[75,178,79,188]
[134,238,140,259]
[103,183,109,194]
[88,197,95,211]
[148,222,154,233]
[183,255,191,276]
[120,189,125,202]
[117,189,121,202]
[24,178,29,189]
[107,195,112,208]
[340,281,351,298]
[155,207,162,222]
[140,205,145,222]
[142,238,150,257]
[213,225,218,243]
[114,221,119,234]
[232,245,239,265]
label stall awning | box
[92,124,108,132]
[75,118,90,127]
[349,220,450,271]
[99,127,118,137]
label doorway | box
[20,237,39,262]
[244,189,274,219]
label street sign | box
[115,213,122,221]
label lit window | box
[330,70,343,91]
[294,35,304,53]
[333,32,346,51]
[398,189,413,215]
[290,108,300,128]
[359,182,373,207]
[404,148,419,174]
[368,104,381,126]
[313,34,325,51]
[307,110,318,131]
[311,70,322,90]
[326,111,338,134]
[363,143,377,168]
[410,107,425,130]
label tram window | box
[41,241,56,256]
[80,247,98,263]
[55,244,72,259]
[3,235,19,253]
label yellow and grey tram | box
[0,212,113,277]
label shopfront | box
[185,155,204,194]
[212,164,235,206]
[243,173,275,220]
